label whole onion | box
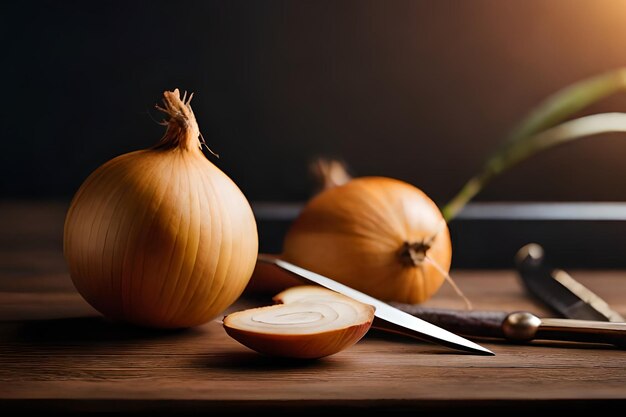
[64,89,258,328]
[282,176,452,304]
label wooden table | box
[1,202,626,414]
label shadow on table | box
[194,350,345,372]
[0,316,193,345]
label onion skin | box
[63,90,258,328]
[282,177,451,304]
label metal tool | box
[387,304,626,348]
[515,243,624,322]
[257,255,494,356]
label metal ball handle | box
[502,311,542,341]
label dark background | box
[3,0,626,206]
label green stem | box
[504,68,626,145]
[442,67,626,221]
[443,113,626,221]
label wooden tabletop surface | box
[1,202,626,414]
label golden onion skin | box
[282,176,451,304]
[63,90,258,328]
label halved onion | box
[223,287,375,359]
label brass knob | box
[502,311,541,341]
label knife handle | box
[383,303,508,339]
[384,305,626,348]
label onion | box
[63,89,258,328]
[282,176,455,304]
[249,164,466,306]
[223,285,374,359]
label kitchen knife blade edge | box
[259,255,494,356]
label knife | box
[257,255,494,356]
[386,304,626,348]
[515,243,625,322]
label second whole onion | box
[281,176,454,304]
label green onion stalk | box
[442,68,626,222]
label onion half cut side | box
[223,286,375,359]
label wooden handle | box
[382,306,626,348]
[376,304,509,340]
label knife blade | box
[386,304,626,348]
[257,255,494,356]
[515,243,624,322]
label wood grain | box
[1,202,626,414]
